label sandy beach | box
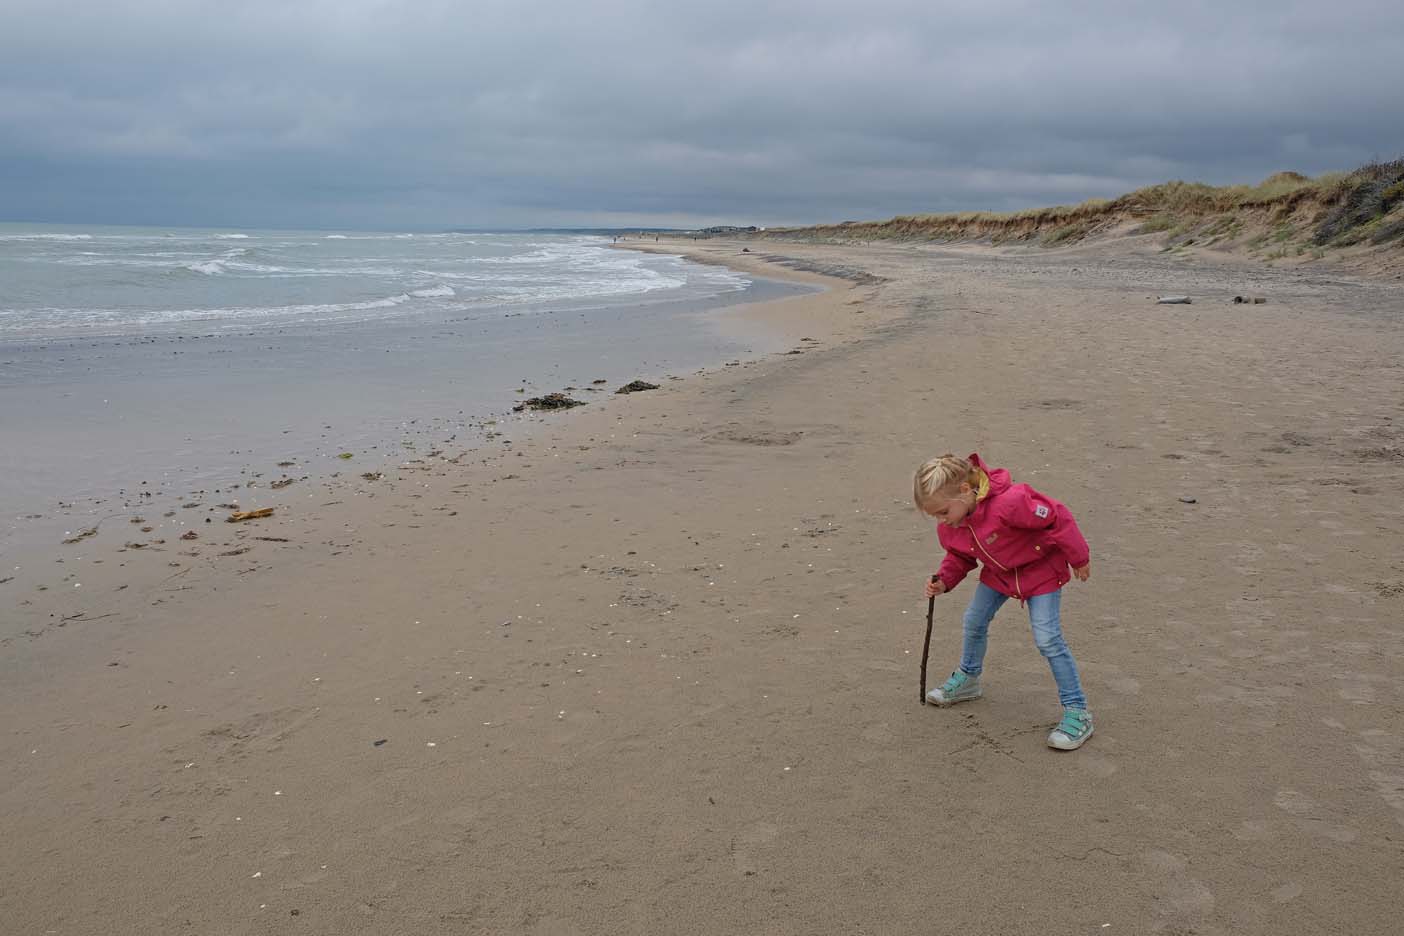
[4,237,1403,934]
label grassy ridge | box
[762,159,1404,257]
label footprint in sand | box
[1272,789,1359,842]
[1336,680,1376,704]
[860,722,895,745]
[731,821,780,876]
[1230,819,1274,842]
[524,916,584,936]
[1104,675,1141,695]
[1141,849,1215,932]
[1354,729,1404,828]
[1309,823,1359,843]
[1078,751,1118,777]
[1272,789,1316,817]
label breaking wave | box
[1,229,750,338]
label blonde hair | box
[913,453,977,508]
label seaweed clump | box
[513,393,585,412]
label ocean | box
[0,223,811,553]
[0,224,748,338]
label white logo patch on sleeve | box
[1034,504,1050,519]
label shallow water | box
[0,225,815,554]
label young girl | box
[913,453,1094,750]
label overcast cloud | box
[2,0,1402,229]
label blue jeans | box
[958,582,1087,710]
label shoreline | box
[5,238,1403,935]
[0,265,826,591]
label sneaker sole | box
[1047,724,1093,750]
[926,688,982,707]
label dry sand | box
[3,237,1403,934]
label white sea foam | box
[0,233,94,241]
[467,246,564,265]
[1,294,418,333]
[274,265,401,276]
[1,232,750,338]
[317,233,415,241]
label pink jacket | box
[935,454,1090,600]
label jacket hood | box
[968,453,1011,499]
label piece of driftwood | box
[226,507,274,523]
[920,574,938,704]
[1156,296,1193,304]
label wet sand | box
[3,238,1403,935]
[0,274,813,564]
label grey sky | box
[2,0,1402,229]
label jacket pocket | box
[985,531,1044,570]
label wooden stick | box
[920,574,937,704]
[226,507,274,523]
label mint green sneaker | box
[1047,708,1094,750]
[926,670,982,707]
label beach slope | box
[4,238,1403,935]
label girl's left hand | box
[1072,562,1091,582]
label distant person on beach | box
[913,453,1094,750]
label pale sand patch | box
[3,237,1403,935]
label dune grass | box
[764,158,1404,252]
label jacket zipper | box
[970,528,1008,571]
[969,527,1023,601]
